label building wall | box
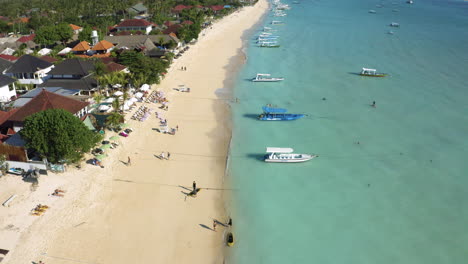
[8,65,54,85]
[0,82,16,103]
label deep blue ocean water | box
[228,0,468,263]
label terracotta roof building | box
[16,34,35,43]
[3,89,89,132]
[105,62,129,73]
[69,24,83,34]
[0,55,18,62]
[91,40,114,53]
[72,41,91,54]
[114,19,154,35]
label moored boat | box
[359,68,388,77]
[227,232,234,247]
[390,22,400,27]
[258,106,304,121]
[258,43,280,48]
[252,74,284,82]
[264,147,318,163]
[271,20,285,25]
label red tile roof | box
[211,5,224,11]
[91,40,114,51]
[17,34,35,43]
[162,24,183,35]
[173,5,189,12]
[76,53,111,58]
[72,41,91,51]
[6,128,15,135]
[0,133,9,142]
[163,21,175,27]
[8,89,88,122]
[0,54,18,61]
[0,109,18,126]
[105,62,127,72]
[116,19,152,28]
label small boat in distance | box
[390,22,400,27]
[369,10,376,14]
[258,43,280,48]
[252,74,284,82]
[271,20,285,25]
[227,232,234,247]
[258,106,305,121]
[359,68,388,77]
[407,0,413,4]
[264,147,318,163]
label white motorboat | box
[390,22,400,27]
[252,73,284,82]
[264,147,317,163]
[407,0,413,4]
[271,21,285,25]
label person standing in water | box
[371,101,376,108]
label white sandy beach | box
[0,0,268,263]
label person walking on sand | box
[127,156,131,166]
[193,181,197,191]
[167,152,171,160]
[213,220,217,231]
[176,125,179,131]
[227,218,232,227]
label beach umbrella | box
[98,105,110,111]
[95,154,107,160]
[140,84,150,91]
[110,136,119,141]
[114,91,124,96]
[101,144,111,150]
[134,92,144,98]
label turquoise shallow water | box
[228,0,468,263]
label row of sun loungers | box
[145,91,158,103]
[131,106,152,121]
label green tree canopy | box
[20,109,101,163]
[34,25,59,46]
[55,23,73,44]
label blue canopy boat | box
[258,106,305,121]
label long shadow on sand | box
[199,224,214,231]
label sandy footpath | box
[0,0,268,263]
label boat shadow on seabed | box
[246,153,267,162]
[243,114,260,120]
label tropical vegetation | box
[20,109,102,163]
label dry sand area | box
[0,0,268,263]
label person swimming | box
[371,101,376,107]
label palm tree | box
[94,94,104,104]
[106,111,123,129]
[111,98,121,112]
